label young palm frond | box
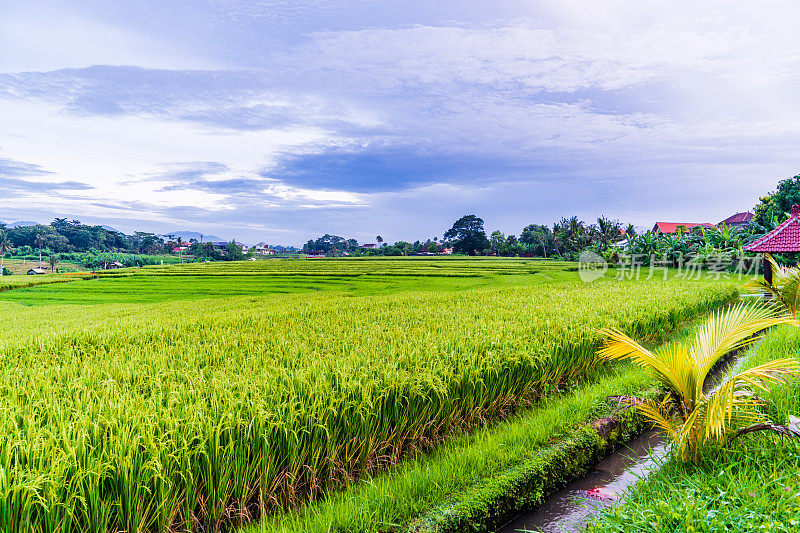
[598,302,799,462]
[746,253,800,315]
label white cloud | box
[0,5,217,72]
[3,3,800,243]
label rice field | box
[0,259,740,532]
[0,273,87,292]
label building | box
[27,268,46,275]
[304,251,325,259]
[744,204,800,284]
[104,261,124,270]
[718,212,754,229]
[360,243,378,249]
[652,222,715,234]
[253,242,275,255]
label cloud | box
[0,157,51,177]
[2,4,800,244]
[0,156,91,197]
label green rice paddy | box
[0,258,740,532]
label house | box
[718,212,753,229]
[104,261,124,270]
[304,251,325,259]
[360,243,378,249]
[253,242,275,255]
[27,268,46,275]
[441,247,454,255]
[652,222,715,234]
[745,204,800,283]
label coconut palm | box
[596,216,622,250]
[0,230,12,276]
[34,234,46,268]
[48,253,60,273]
[175,236,185,263]
[747,253,800,316]
[598,303,799,462]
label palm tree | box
[34,234,46,268]
[0,230,12,276]
[376,235,384,246]
[175,236,185,263]
[48,253,60,273]
[747,253,800,315]
[597,216,622,250]
[598,303,799,462]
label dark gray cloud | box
[264,145,566,192]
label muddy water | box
[496,345,746,533]
[496,430,667,533]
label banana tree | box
[598,303,799,462]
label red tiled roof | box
[653,222,715,234]
[745,204,800,252]
[718,212,753,226]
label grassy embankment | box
[590,325,800,533]
[0,259,739,532]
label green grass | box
[590,325,800,533]
[0,259,740,532]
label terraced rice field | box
[0,259,739,532]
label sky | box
[1,1,800,245]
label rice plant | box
[0,261,740,531]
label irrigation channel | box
[496,341,748,533]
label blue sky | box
[1,1,800,244]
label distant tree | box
[226,241,245,261]
[596,216,622,250]
[0,230,12,276]
[520,224,553,257]
[553,216,593,256]
[625,223,637,238]
[376,235,384,245]
[303,234,359,255]
[753,174,800,226]
[444,215,489,256]
[175,236,185,263]
[48,253,60,273]
[489,230,508,256]
[35,234,46,268]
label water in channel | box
[496,430,667,533]
[496,343,746,533]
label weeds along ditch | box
[0,260,740,532]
